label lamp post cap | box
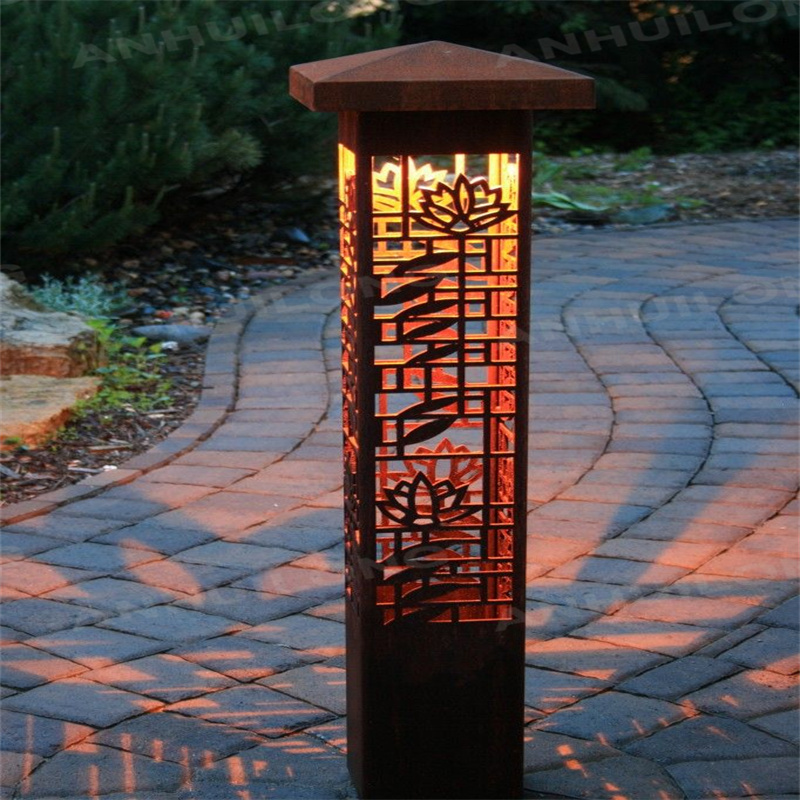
[290,40,594,112]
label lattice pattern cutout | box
[341,151,521,624]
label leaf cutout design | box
[392,298,456,324]
[406,343,459,366]
[401,415,455,446]
[377,277,441,307]
[402,318,454,340]
[390,251,457,277]
[398,395,455,419]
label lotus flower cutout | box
[416,174,514,235]
[373,158,448,213]
[406,438,482,488]
[379,471,472,530]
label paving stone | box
[43,577,182,612]
[549,556,689,587]
[34,542,161,572]
[522,729,621,774]
[617,591,762,628]
[26,626,165,669]
[153,491,300,534]
[84,653,236,702]
[677,485,793,507]
[0,643,86,689]
[175,450,279,470]
[92,522,216,555]
[119,558,249,595]
[101,605,240,643]
[0,561,98,595]
[241,614,345,658]
[618,654,740,700]
[528,501,651,532]
[61,497,169,521]
[526,534,593,567]
[173,541,299,572]
[627,715,797,763]
[534,689,690,745]
[2,515,125,543]
[291,544,344,574]
[89,710,263,765]
[0,597,108,636]
[623,517,750,544]
[173,635,319,682]
[664,573,797,607]
[523,666,608,713]
[592,538,725,568]
[102,482,216,507]
[21,742,182,797]
[526,753,683,799]
[526,517,617,543]
[525,637,668,681]
[697,551,799,581]
[139,464,257,487]
[168,684,334,737]
[525,602,599,641]
[305,599,346,623]
[653,500,774,528]
[243,523,342,553]
[573,616,721,657]
[526,577,650,614]
[0,531,63,559]
[184,734,350,796]
[3,678,161,727]
[0,709,93,757]
[0,750,43,790]
[557,482,676,507]
[759,595,800,629]
[666,757,799,799]
[751,709,800,745]
[684,668,799,719]
[720,626,800,675]
[175,587,311,625]
[261,664,347,715]
[232,565,343,601]
[736,531,799,558]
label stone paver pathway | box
[1,219,798,799]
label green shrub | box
[1,0,399,263]
[30,273,128,318]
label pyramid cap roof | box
[290,40,594,112]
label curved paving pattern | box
[1,219,797,799]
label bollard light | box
[290,41,593,800]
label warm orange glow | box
[340,150,521,624]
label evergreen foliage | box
[1,0,398,261]
[399,0,799,154]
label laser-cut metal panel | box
[340,152,523,625]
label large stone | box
[0,374,99,449]
[0,273,102,378]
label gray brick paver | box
[20,742,183,797]
[1,219,796,797]
[3,678,162,727]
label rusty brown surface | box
[290,40,594,112]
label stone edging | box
[0,266,336,527]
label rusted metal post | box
[290,41,593,800]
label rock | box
[273,226,311,245]
[612,204,675,225]
[0,274,103,378]
[0,374,100,449]
[132,324,211,346]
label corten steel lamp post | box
[290,41,593,800]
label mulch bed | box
[1,149,797,508]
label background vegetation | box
[1,0,797,263]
